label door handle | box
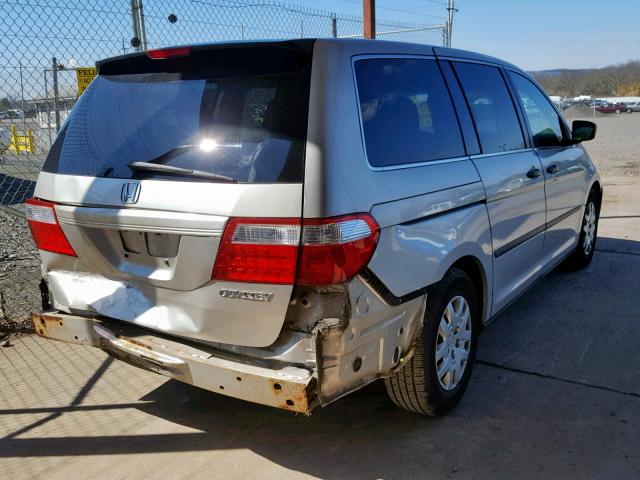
[546,164,559,174]
[526,167,542,179]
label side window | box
[508,72,566,148]
[453,62,525,154]
[354,58,465,167]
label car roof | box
[97,38,522,73]
[314,38,520,69]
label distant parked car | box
[624,101,640,113]
[5,109,23,119]
[583,100,606,108]
[596,102,627,114]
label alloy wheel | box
[583,201,596,256]
[435,295,472,391]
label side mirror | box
[572,120,597,143]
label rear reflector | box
[212,214,379,285]
[145,47,191,60]
[25,198,77,256]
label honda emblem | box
[121,182,141,204]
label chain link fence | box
[0,0,447,331]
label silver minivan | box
[28,39,601,416]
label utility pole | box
[446,0,458,47]
[363,0,375,39]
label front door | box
[507,71,586,265]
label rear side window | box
[354,58,465,168]
[508,71,567,148]
[453,62,525,154]
[43,46,311,183]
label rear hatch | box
[30,41,313,347]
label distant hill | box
[529,61,640,97]
[532,68,589,77]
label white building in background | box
[33,95,75,129]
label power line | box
[336,0,447,21]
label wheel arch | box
[589,180,603,214]
[446,255,489,325]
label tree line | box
[532,60,640,97]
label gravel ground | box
[564,112,640,177]
[0,211,40,332]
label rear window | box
[43,46,311,183]
[354,57,465,168]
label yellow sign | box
[8,125,36,154]
[76,67,97,96]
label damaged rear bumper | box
[32,312,317,414]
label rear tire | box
[385,268,479,416]
[566,192,599,269]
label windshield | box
[43,48,311,183]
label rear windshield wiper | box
[127,161,237,183]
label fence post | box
[19,61,27,134]
[43,69,52,146]
[331,15,337,38]
[137,0,148,50]
[52,57,60,133]
[130,0,142,51]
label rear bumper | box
[32,312,317,414]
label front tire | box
[566,193,599,269]
[385,268,479,416]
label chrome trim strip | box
[55,205,225,237]
[367,156,471,171]
[470,149,534,159]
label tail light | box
[146,47,191,59]
[25,198,76,256]
[213,214,379,285]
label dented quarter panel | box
[314,276,425,405]
[368,202,493,321]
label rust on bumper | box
[32,312,317,414]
